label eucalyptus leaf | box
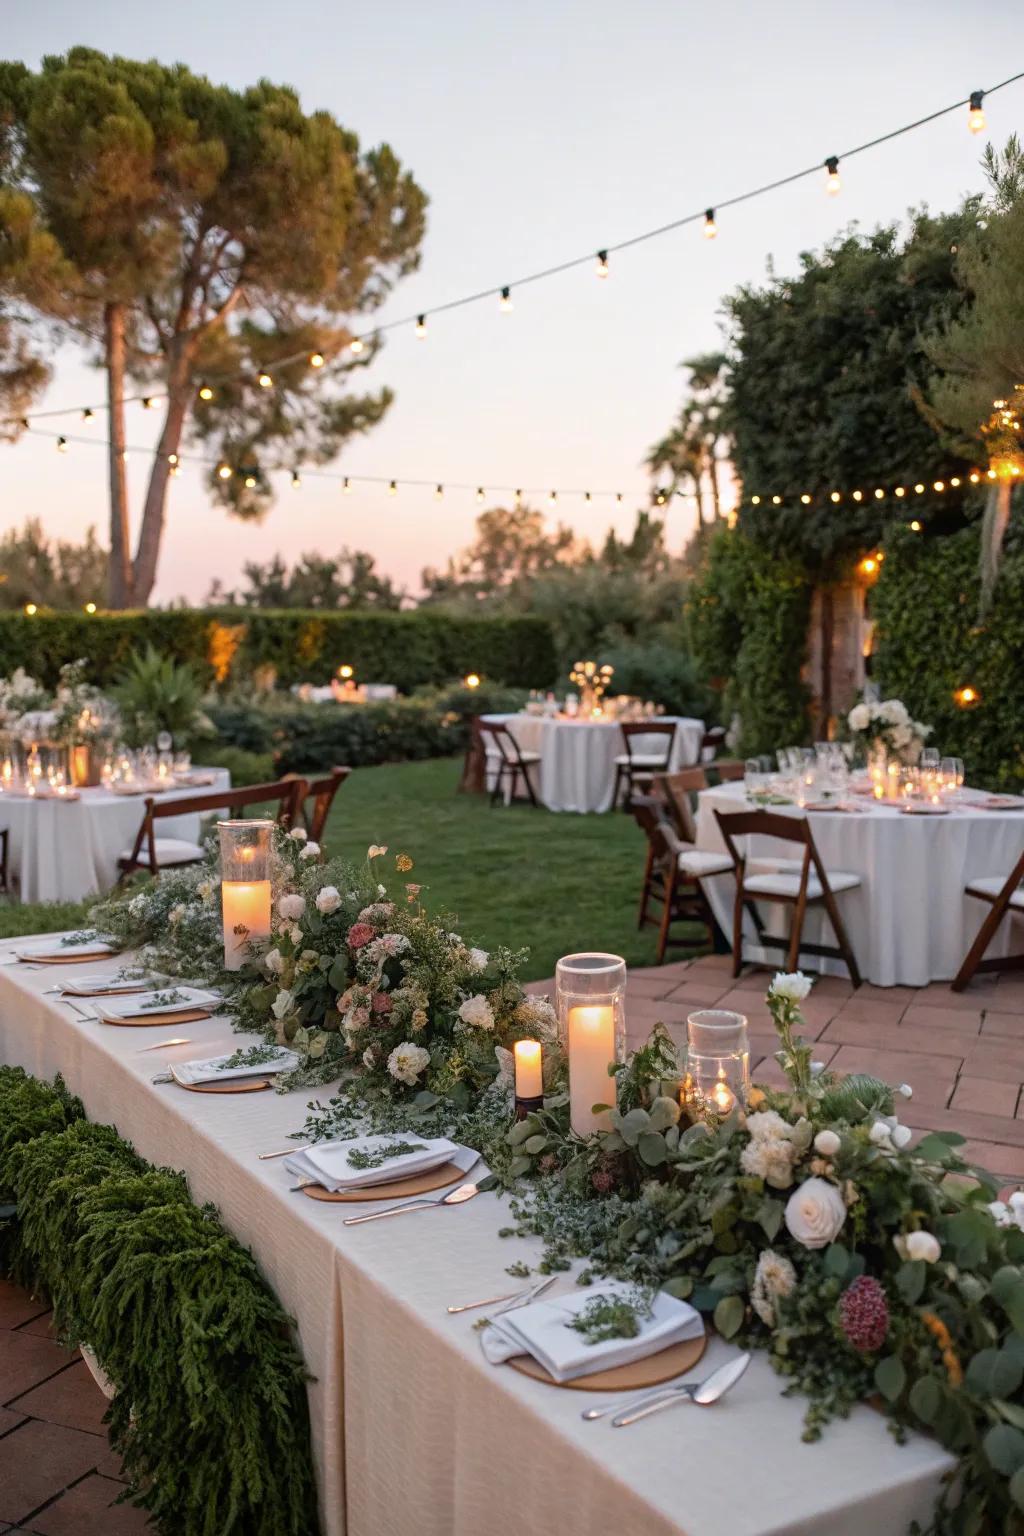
[908,1375,942,1426]
[966,1346,1024,1400]
[647,1096,681,1133]
[637,1132,668,1168]
[522,1135,549,1155]
[983,1423,1024,1476]
[875,1355,906,1402]
[896,1260,926,1306]
[991,1267,1024,1336]
[713,1293,744,1339]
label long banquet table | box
[0,948,952,1536]
[695,780,1024,988]
[0,769,232,903]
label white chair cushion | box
[120,837,205,867]
[614,753,670,767]
[965,875,1024,910]
[678,849,735,877]
[744,870,860,899]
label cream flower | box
[271,989,294,1020]
[751,1249,797,1326]
[905,1231,941,1263]
[814,1129,841,1157]
[315,885,342,914]
[458,993,495,1031]
[387,1041,430,1086]
[362,1047,376,1070]
[278,893,305,922]
[784,1177,846,1250]
[848,703,870,732]
[264,947,284,975]
[741,1137,797,1190]
[769,971,812,1003]
[299,841,321,860]
[168,904,185,927]
[368,844,388,859]
[468,947,490,972]
[289,826,308,843]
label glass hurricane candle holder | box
[556,952,626,1136]
[218,819,274,970]
[682,1010,750,1122]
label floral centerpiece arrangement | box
[847,696,932,766]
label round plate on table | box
[300,1160,466,1203]
[178,1077,275,1094]
[507,1330,707,1391]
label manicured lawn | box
[0,758,677,979]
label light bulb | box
[830,491,841,503]
[24,603,37,616]
[217,463,233,480]
[499,286,512,312]
[874,488,885,499]
[703,208,717,239]
[615,493,623,503]
[894,486,905,497]
[291,470,302,488]
[655,491,666,505]
[950,476,961,487]
[168,453,178,466]
[968,91,985,135]
[309,352,325,368]
[434,484,444,500]
[82,408,94,424]
[415,315,427,338]
[584,491,592,503]
[343,477,352,494]
[933,480,945,492]
[388,479,397,496]
[476,486,485,502]
[244,475,257,489]
[825,156,841,195]
[349,338,364,355]
[198,382,214,400]
[751,495,761,506]
[852,489,863,501]
[258,372,273,389]
[514,489,522,507]
[142,395,156,409]
[170,462,181,478]
[910,519,922,532]
[595,249,609,278]
[800,493,811,504]
[771,494,782,505]
[915,483,925,494]
[56,435,68,452]
[84,601,97,614]
[548,490,557,506]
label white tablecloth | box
[0,947,951,1536]
[483,714,705,813]
[0,770,231,903]
[696,782,1024,987]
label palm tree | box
[681,351,730,524]
[646,406,708,532]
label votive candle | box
[514,1039,543,1100]
[221,880,272,970]
[568,1003,616,1135]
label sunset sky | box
[1,1,1020,603]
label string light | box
[801,493,812,504]
[343,477,352,493]
[655,491,666,505]
[514,489,523,508]
[874,488,885,499]
[84,601,97,614]
[955,685,980,707]
[258,372,273,389]
[824,156,841,195]
[703,208,717,239]
[217,463,233,480]
[616,493,623,503]
[859,555,880,577]
[388,479,397,495]
[915,482,925,493]
[198,382,214,401]
[584,491,592,503]
[476,486,485,502]
[56,436,67,452]
[751,495,761,505]
[434,484,444,500]
[499,286,513,313]
[771,494,782,505]
[24,603,37,616]
[142,395,156,409]
[81,408,94,424]
[309,352,325,368]
[852,489,863,501]
[595,250,609,278]
[894,486,906,497]
[244,474,257,489]
[968,90,986,134]
[830,491,841,503]
[548,490,557,506]
[167,453,178,466]
[169,462,181,478]
[291,470,302,488]
[349,338,364,355]
[909,519,922,531]
[415,315,427,338]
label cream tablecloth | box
[483,714,705,813]
[0,947,951,1536]
[0,770,231,903]
[696,781,1024,987]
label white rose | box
[264,947,284,975]
[458,993,495,1031]
[271,989,294,1019]
[288,924,303,944]
[769,971,812,1003]
[362,1047,375,1069]
[315,885,342,914]
[784,1177,846,1250]
[289,826,308,843]
[1009,1192,1024,1219]
[890,1123,913,1150]
[468,947,490,972]
[905,1231,941,1263]
[278,893,305,922]
[814,1129,841,1157]
[848,704,870,732]
[387,1041,431,1086]
[299,841,321,860]
[988,1201,1012,1228]
[869,1120,892,1146]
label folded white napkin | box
[62,973,150,996]
[93,986,220,1022]
[285,1134,473,1191]
[480,1281,704,1383]
[18,938,116,960]
[170,1047,300,1085]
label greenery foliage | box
[0,519,107,610]
[686,527,811,753]
[0,608,557,691]
[873,522,1024,790]
[111,645,210,747]
[0,1065,319,1536]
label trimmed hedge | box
[873,521,1024,791]
[0,608,557,692]
[0,1066,319,1536]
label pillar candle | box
[568,1004,616,1135]
[222,880,272,970]
[514,1039,543,1100]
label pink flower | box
[838,1275,889,1353]
[347,923,375,950]
[371,991,393,1015]
[591,1169,615,1195]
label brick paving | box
[2,957,1021,1532]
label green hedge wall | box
[0,1066,319,1536]
[0,608,557,692]
[872,522,1024,791]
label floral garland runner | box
[85,841,1024,1534]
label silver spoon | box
[609,1353,751,1428]
[343,1182,481,1226]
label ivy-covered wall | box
[872,522,1024,791]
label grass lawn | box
[0,757,680,980]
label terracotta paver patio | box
[2,956,1022,1533]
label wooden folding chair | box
[700,725,727,762]
[711,759,745,784]
[612,720,679,810]
[457,717,488,795]
[633,796,732,963]
[0,827,8,895]
[951,848,1024,991]
[653,767,708,842]
[714,807,862,985]
[477,719,541,807]
[302,767,352,844]
[117,777,307,883]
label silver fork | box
[448,1275,555,1316]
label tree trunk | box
[104,304,134,608]
[707,441,722,523]
[131,338,194,606]
[692,474,706,537]
[818,584,834,736]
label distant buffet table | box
[0,770,231,903]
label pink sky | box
[1,0,1019,602]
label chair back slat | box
[120,777,307,882]
[303,767,352,843]
[618,719,677,765]
[653,768,707,843]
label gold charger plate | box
[97,1007,213,1028]
[23,951,115,966]
[507,1330,707,1391]
[178,1076,274,1094]
[300,1159,465,1203]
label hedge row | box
[873,521,1024,791]
[0,608,558,692]
[0,1066,319,1536]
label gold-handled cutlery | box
[447,1275,555,1316]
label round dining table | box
[482,712,705,814]
[695,780,1024,987]
[0,768,231,904]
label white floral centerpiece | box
[847,696,931,766]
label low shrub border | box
[0,1066,319,1536]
